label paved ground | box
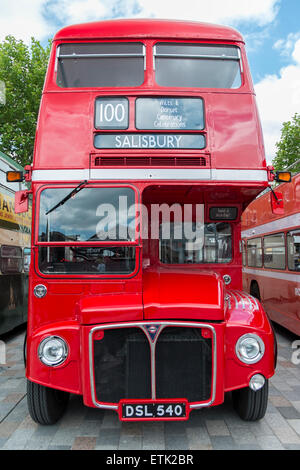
[1,323,300,450]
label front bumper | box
[26,318,275,420]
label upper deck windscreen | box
[56,41,242,89]
[154,43,241,89]
[56,42,145,88]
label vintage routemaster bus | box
[0,151,30,335]
[242,172,300,335]
[9,19,281,424]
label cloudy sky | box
[1,0,299,164]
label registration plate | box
[120,400,188,421]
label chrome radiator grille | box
[91,322,214,407]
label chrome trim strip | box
[242,292,253,311]
[140,325,164,400]
[32,168,268,182]
[90,168,212,180]
[55,45,60,73]
[155,53,240,61]
[59,53,145,59]
[230,292,239,309]
[248,293,259,310]
[211,169,268,182]
[88,321,217,411]
[153,45,156,71]
[243,267,300,283]
[232,290,245,310]
[237,47,243,73]
[143,44,146,71]
[225,293,231,310]
[32,169,90,182]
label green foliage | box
[272,113,300,173]
[0,36,51,166]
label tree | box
[272,113,300,173]
[0,36,51,167]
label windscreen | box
[38,186,137,275]
[39,187,136,242]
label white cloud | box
[0,0,52,43]
[48,0,110,25]
[135,0,280,27]
[0,0,281,43]
[47,0,280,28]
[255,38,300,164]
[274,32,300,56]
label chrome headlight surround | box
[223,274,231,285]
[34,284,47,298]
[38,335,68,367]
[235,333,265,364]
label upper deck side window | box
[56,42,145,88]
[154,43,242,89]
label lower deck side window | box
[247,237,262,268]
[263,233,285,270]
[159,222,232,264]
[287,230,300,271]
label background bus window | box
[154,43,242,89]
[247,238,262,268]
[56,42,145,88]
[242,240,247,266]
[263,233,286,270]
[0,245,23,274]
[23,247,31,272]
[287,230,300,271]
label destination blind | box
[94,133,205,149]
[94,97,204,130]
[94,96,205,149]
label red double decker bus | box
[242,172,300,335]
[11,19,278,424]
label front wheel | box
[27,379,69,425]
[232,379,268,421]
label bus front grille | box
[92,324,213,405]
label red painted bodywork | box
[25,19,275,421]
[143,269,224,320]
[242,173,300,335]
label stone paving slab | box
[1,324,300,450]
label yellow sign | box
[0,190,31,232]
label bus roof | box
[53,18,244,43]
[0,150,23,172]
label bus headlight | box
[38,336,68,367]
[235,334,265,364]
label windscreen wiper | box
[45,180,88,215]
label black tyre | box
[27,379,69,425]
[250,282,261,301]
[232,379,268,421]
